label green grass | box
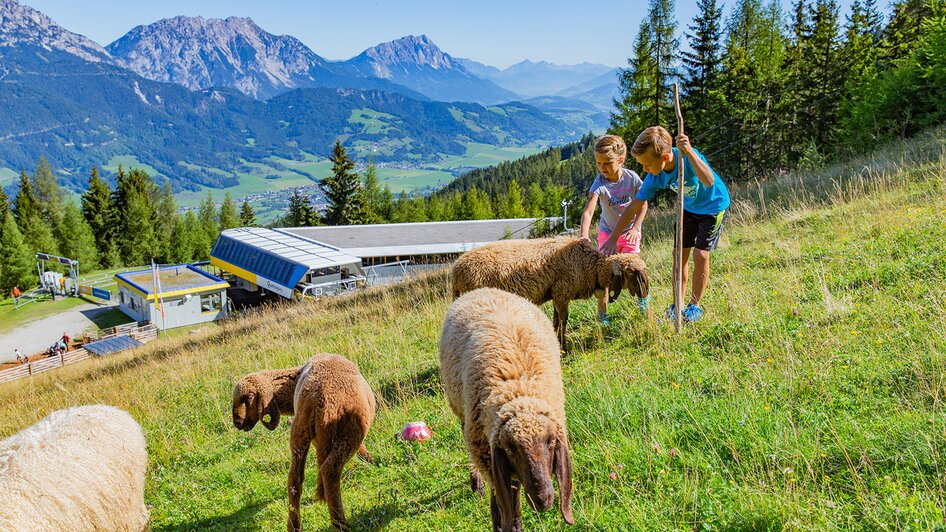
[1,133,944,530]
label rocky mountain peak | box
[358,34,460,74]
[0,0,112,62]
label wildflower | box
[653,443,661,453]
[763,405,771,412]
[820,452,826,458]
[841,365,849,369]
[850,330,858,335]
[609,472,617,480]
[672,382,680,389]
[659,469,667,475]
[617,464,624,470]
[792,308,798,316]
[669,448,679,458]
[766,357,773,363]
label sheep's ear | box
[634,266,650,298]
[259,387,280,430]
[491,446,519,531]
[553,437,574,525]
[609,273,623,303]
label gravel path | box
[0,303,119,363]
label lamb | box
[451,237,649,344]
[232,353,376,531]
[0,405,149,531]
[439,288,574,532]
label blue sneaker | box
[598,311,611,326]
[664,304,676,321]
[683,304,704,323]
[638,296,650,313]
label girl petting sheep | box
[579,134,649,324]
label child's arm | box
[600,198,646,256]
[676,133,715,187]
[626,198,648,246]
[578,193,599,243]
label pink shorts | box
[597,230,641,254]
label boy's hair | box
[595,134,627,160]
[631,126,673,157]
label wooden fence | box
[0,322,158,385]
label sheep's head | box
[232,373,281,431]
[604,254,649,303]
[491,403,574,528]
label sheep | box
[0,404,149,531]
[232,353,376,531]
[440,287,574,532]
[451,237,649,345]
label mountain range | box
[0,0,618,193]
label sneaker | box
[664,304,676,321]
[598,311,611,326]
[638,296,650,313]
[683,304,704,323]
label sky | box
[26,0,859,69]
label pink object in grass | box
[400,421,432,442]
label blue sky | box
[28,0,859,69]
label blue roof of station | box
[211,228,361,290]
[84,335,144,356]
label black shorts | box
[678,210,727,251]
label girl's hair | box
[631,126,673,157]
[595,134,627,160]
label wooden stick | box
[672,84,685,333]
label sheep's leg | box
[318,415,363,530]
[489,483,523,532]
[357,443,373,463]
[552,300,568,343]
[470,469,485,497]
[287,439,311,532]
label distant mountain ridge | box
[340,35,518,104]
[106,15,426,100]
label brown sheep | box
[232,354,376,531]
[440,288,574,532]
[452,237,649,344]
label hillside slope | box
[0,132,943,530]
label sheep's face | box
[232,375,280,431]
[492,416,574,526]
[605,254,650,302]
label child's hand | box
[626,228,641,247]
[578,236,592,245]
[676,133,694,156]
[599,236,619,256]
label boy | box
[600,126,730,323]
[579,134,649,324]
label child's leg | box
[690,248,710,305]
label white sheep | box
[440,287,574,532]
[0,404,149,531]
[232,353,376,531]
[452,237,649,344]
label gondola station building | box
[114,265,230,329]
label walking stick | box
[672,84,685,333]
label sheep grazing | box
[0,405,149,531]
[440,288,574,532]
[232,353,376,531]
[451,237,649,344]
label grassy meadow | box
[0,133,944,530]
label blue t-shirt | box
[635,147,730,215]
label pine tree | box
[285,190,314,227]
[0,211,36,293]
[805,1,844,150]
[32,157,65,232]
[171,211,197,264]
[219,192,240,231]
[881,0,938,64]
[240,201,256,227]
[114,168,158,265]
[57,201,99,271]
[611,0,679,142]
[499,180,527,218]
[12,170,39,234]
[321,141,369,225]
[154,182,177,263]
[198,191,219,247]
[81,167,118,265]
[681,0,725,145]
[187,210,214,261]
[362,161,385,223]
[0,187,9,218]
[462,186,493,220]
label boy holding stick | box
[600,126,730,323]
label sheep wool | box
[0,404,149,532]
[451,236,649,344]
